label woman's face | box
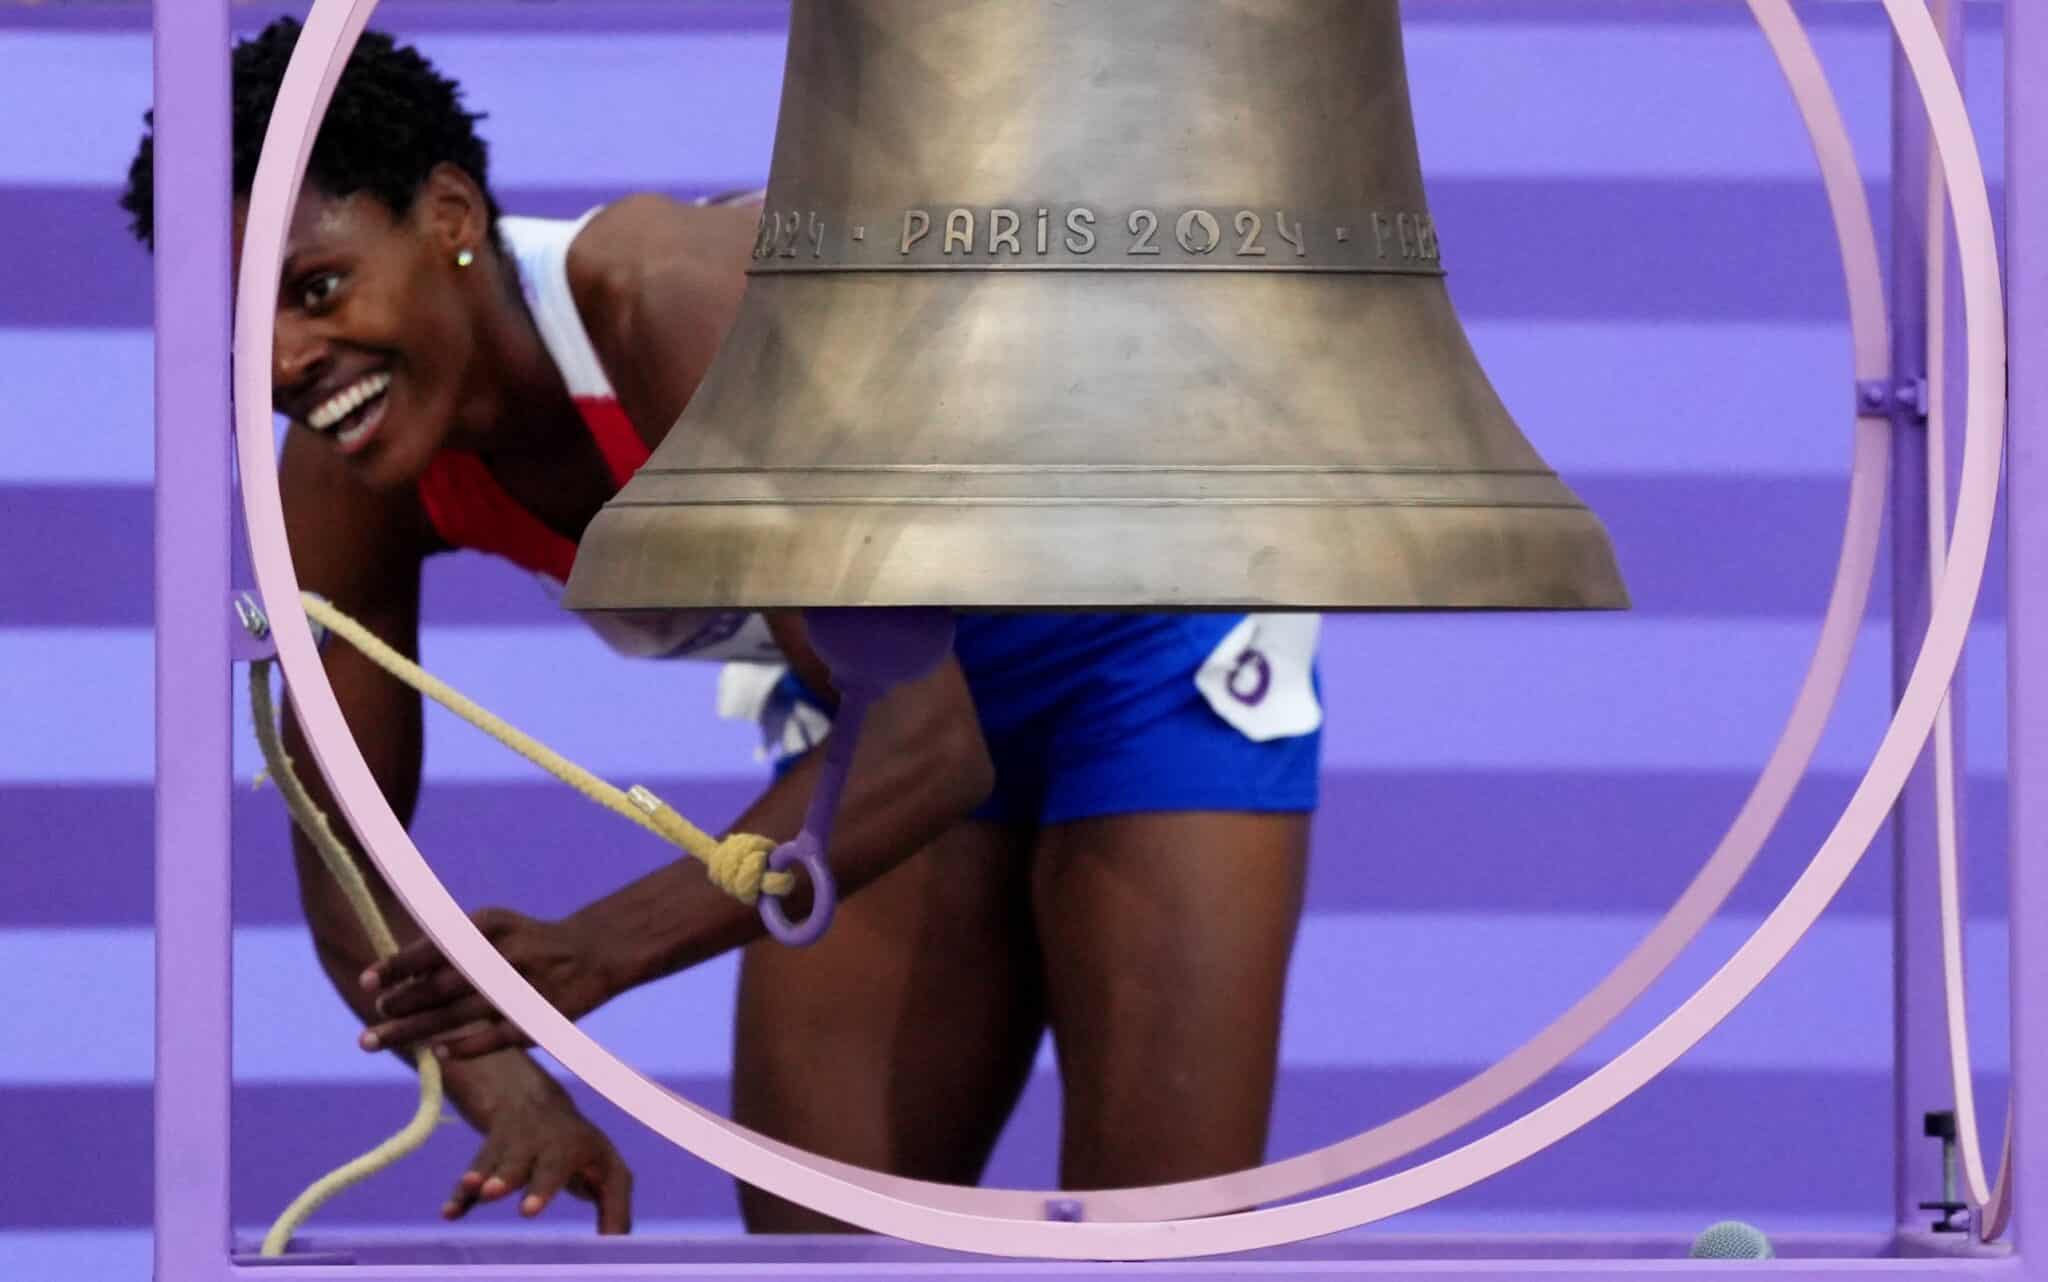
[239,176,483,491]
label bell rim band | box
[600,465,1588,508]
[563,500,1631,614]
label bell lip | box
[567,598,1633,614]
[564,595,1633,613]
[560,504,1631,616]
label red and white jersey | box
[414,208,779,663]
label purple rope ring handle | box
[760,831,834,946]
[757,607,954,947]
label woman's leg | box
[1031,811,1309,1191]
[731,819,1044,1231]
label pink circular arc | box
[231,0,2004,1260]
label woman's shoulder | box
[560,195,758,423]
[573,196,759,295]
[569,194,722,290]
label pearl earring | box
[455,248,475,269]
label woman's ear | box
[416,163,489,261]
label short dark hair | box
[121,16,502,249]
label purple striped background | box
[2,1066,1950,1229]
[0,1,2013,32]
[0,771,2006,928]
[0,1,2017,1270]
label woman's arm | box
[273,426,438,1034]
[359,614,996,1058]
[577,611,994,991]
[273,431,633,1229]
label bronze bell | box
[564,0,1628,613]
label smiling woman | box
[117,11,1323,1242]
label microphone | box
[1690,1220,1775,1259]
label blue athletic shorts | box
[761,613,1322,826]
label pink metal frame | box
[152,0,2044,1277]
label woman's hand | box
[359,908,616,1060]
[444,1066,634,1233]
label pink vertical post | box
[2004,0,2047,1258]
[1887,0,1968,1235]
[153,1,235,1279]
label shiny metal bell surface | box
[564,0,1628,614]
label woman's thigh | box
[1031,810,1309,1192]
[732,820,1043,1231]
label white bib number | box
[1194,613,1323,742]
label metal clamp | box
[1857,376,1931,421]
[1918,1110,1971,1234]
[231,592,277,663]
